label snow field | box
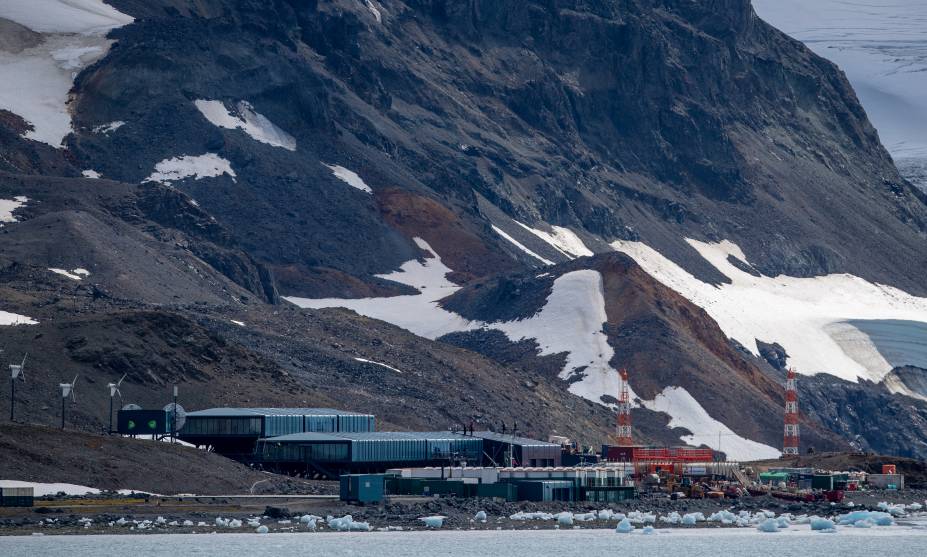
[0,1,134,146]
[194,100,296,151]
[324,164,374,194]
[492,225,554,265]
[0,311,38,326]
[288,238,779,459]
[514,220,594,258]
[143,153,236,185]
[48,268,90,281]
[0,196,28,223]
[611,238,927,383]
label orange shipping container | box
[882,464,897,475]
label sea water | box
[2,525,927,557]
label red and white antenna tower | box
[783,368,799,455]
[616,368,633,446]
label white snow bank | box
[48,268,88,280]
[419,516,446,528]
[0,196,28,223]
[491,269,621,405]
[324,164,373,194]
[640,386,781,461]
[285,238,475,339]
[92,120,124,134]
[194,99,296,151]
[0,1,133,147]
[492,225,554,265]
[515,220,593,258]
[354,357,403,374]
[144,154,236,185]
[0,480,98,497]
[0,311,38,326]
[327,514,371,531]
[611,238,927,383]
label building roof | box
[472,431,560,447]
[185,407,373,418]
[262,431,477,443]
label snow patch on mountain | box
[492,270,621,403]
[0,310,37,326]
[0,196,28,223]
[611,238,927,383]
[194,100,296,151]
[92,120,124,134]
[491,225,554,265]
[364,0,382,23]
[143,154,236,185]
[354,357,403,374]
[514,221,594,258]
[324,164,374,194]
[82,169,101,179]
[48,267,88,280]
[641,386,781,461]
[285,238,474,338]
[0,0,133,147]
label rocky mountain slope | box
[1,0,926,462]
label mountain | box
[752,0,927,192]
[1,0,926,462]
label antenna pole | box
[172,384,178,444]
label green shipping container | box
[340,474,385,503]
[812,475,835,490]
[476,483,518,501]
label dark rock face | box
[1,0,925,459]
[799,373,927,458]
[65,0,927,296]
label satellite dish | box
[163,402,186,431]
[122,403,142,411]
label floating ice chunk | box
[810,517,835,531]
[615,518,634,533]
[556,512,574,527]
[215,517,228,527]
[877,502,907,517]
[837,511,894,526]
[757,518,780,533]
[642,525,655,535]
[228,519,242,528]
[419,516,446,529]
[256,525,269,534]
[708,510,736,524]
[115,518,128,526]
[661,512,681,525]
[474,511,487,523]
[907,503,922,511]
[597,509,613,521]
[182,520,194,527]
[509,512,553,521]
[854,519,874,528]
[776,516,791,528]
[682,512,704,525]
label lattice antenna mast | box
[616,368,633,446]
[783,368,800,455]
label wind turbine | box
[59,375,78,429]
[9,354,26,422]
[106,374,126,433]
